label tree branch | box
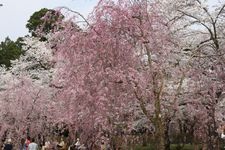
[196,0,214,23]
[58,6,100,36]
[215,4,225,24]
[177,10,214,39]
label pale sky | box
[0,0,98,41]
[0,0,220,41]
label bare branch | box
[58,6,100,35]
[49,83,63,89]
[196,0,214,23]
[192,52,225,58]
[58,6,91,27]
[215,4,225,24]
[167,14,185,26]
[177,10,214,39]
[196,38,212,48]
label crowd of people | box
[2,136,84,150]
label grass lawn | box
[134,144,199,150]
[134,144,225,150]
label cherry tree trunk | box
[153,76,165,150]
[164,120,171,150]
[154,101,165,150]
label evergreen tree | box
[0,37,23,68]
[26,8,63,38]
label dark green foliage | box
[0,37,24,68]
[134,144,201,150]
[26,8,63,37]
[26,8,48,36]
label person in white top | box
[42,140,51,150]
[28,138,38,150]
[222,133,225,138]
[221,129,225,139]
[218,124,225,139]
[75,138,80,148]
[57,137,65,150]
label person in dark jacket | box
[3,139,13,150]
[20,138,26,150]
